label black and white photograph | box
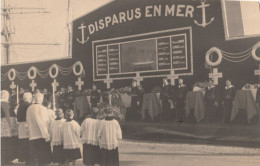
[1,0,260,165]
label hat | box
[23,92,32,103]
[35,92,44,104]
[1,90,9,102]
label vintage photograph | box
[1,0,260,165]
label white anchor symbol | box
[194,1,214,28]
[77,22,89,44]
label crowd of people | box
[1,90,122,166]
[2,76,260,165]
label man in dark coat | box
[90,84,101,108]
[174,78,188,122]
[205,79,220,123]
[160,77,174,122]
[222,79,236,124]
[17,92,32,165]
[126,80,142,121]
[64,85,76,110]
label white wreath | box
[27,66,37,80]
[252,42,260,61]
[73,61,83,76]
[205,47,222,66]
[49,64,59,79]
[8,68,16,81]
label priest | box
[17,92,32,165]
[26,93,52,166]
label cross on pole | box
[10,82,16,89]
[30,80,37,92]
[209,68,223,85]
[134,72,143,86]
[254,64,260,81]
[167,70,179,85]
[51,79,59,92]
[104,75,113,89]
[75,77,84,91]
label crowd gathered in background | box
[2,77,260,165]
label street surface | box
[10,139,260,166]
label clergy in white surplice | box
[26,93,52,166]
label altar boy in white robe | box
[26,93,52,166]
[98,109,122,166]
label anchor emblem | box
[194,1,214,28]
[77,22,89,44]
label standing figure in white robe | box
[50,109,66,166]
[81,108,101,166]
[26,93,52,166]
[98,110,122,166]
[62,109,82,166]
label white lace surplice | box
[50,119,66,146]
[80,118,100,146]
[62,120,81,149]
[98,119,122,150]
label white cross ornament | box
[10,82,16,89]
[51,79,59,92]
[167,70,179,85]
[75,77,84,91]
[254,65,260,81]
[30,80,37,92]
[134,72,143,86]
[104,75,113,89]
[209,68,223,85]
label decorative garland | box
[252,42,260,61]
[27,66,37,80]
[1,61,85,81]
[205,42,259,66]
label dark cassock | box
[58,91,66,111]
[205,85,220,123]
[223,84,236,124]
[1,90,18,165]
[90,90,101,108]
[10,91,17,113]
[17,92,32,164]
[256,87,260,124]
[26,93,52,166]
[126,83,142,121]
[175,84,188,122]
[64,90,76,110]
[160,80,174,122]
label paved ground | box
[9,139,260,166]
[7,122,260,166]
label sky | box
[1,0,113,65]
